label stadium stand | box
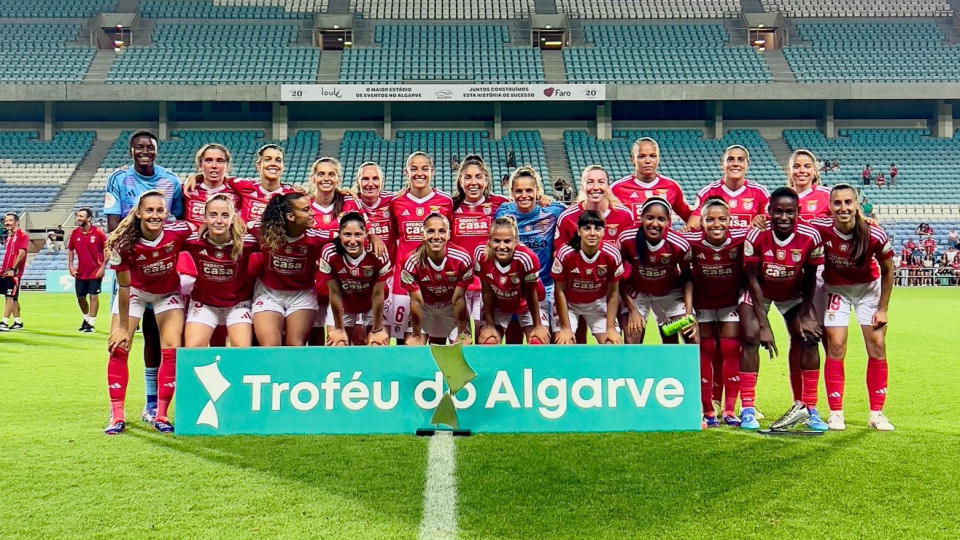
[564,129,784,196]
[139,0,316,19]
[338,130,548,194]
[556,0,741,19]
[760,0,952,18]
[0,0,118,18]
[0,23,95,84]
[563,25,772,84]
[339,25,543,83]
[21,247,67,285]
[883,219,959,251]
[106,23,319,84]
[783,128,960,205]
[344,0,534,19]
[75,130,321,215]
[0,131,96,215]
[784,22,960,83]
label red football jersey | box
[67,225,107,280]
[796,186,832,222]
[318,244,392,313]
[399,245,473,305]
[809,218,894,286]
[227,178,298,229]
[183,232,259,307]
[611,174,693,224]
[391,189,454,267]
[183,182,236,228]
[358,193,396,260]
[111,221,192,294]
[474,244,541,314]
[745,224,824,302]
[2,228,29,278]
[550,242,623,304]
[618,227,691,297]
[692,180,771,229]
[683,228,749,310]
[554,203,634,250]
[452,195,509,291]
[259,228,329,291]
[310,196,363,236]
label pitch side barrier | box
[175,344,701,435]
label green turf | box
[1,289,958,538]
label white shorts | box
[186,300,253,328]
[566,299,619,335]
[180,274,196,302]
[824,280,881,327]
[251,281,318,317]
[742,294,803,316]
[421,302,457,340]
[630,289,687,324]
[541,283,558,332]
[464,289,483,321]
[493,307,547,330]
[697,305,740,323]
[385,292,411,338]
[112,287,184,319]
[814,266,827,319]
[325,305,374,329]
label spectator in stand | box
[506,148,516,169]
[889,163,897,186]
[97,218,106,231]
[500,173,509,190]
[45,230,57,251]
[832,158,839,171]
[923,235,937,256]
[450,155,460,173]
[946,243,958,262]
[875,172,885,189]
[54,225,65,251]
[892,252,906,286]
[861,196,874,219]
[948,228,958,247]
[916,223,929,236]
[862,164,872,185]
[922,253,935,285]
[953,254,960,285]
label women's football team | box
[103,140,895,435]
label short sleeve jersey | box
[692,180,770,229]
[809,218,894,286]
[111,221,192,294]
[183,233,259,307]
[611,174,693,224]
[474,244,541,314]
[104,164,183,220]
[451,195,510,257]
[550,242,623,304]
[259,228,329,291]
[796,186,832,222]
[183,182,236,227]
[319,244,392,313]
[358,193,397,260]
[391,189,455,266]
[683,228,749,310]
[554,203,634,249]
[495,201,566,286]
[2,228,29,278]
[399,245,473,305]
[67,226,108,279]
[310,196,364,236]
[744,224,824,302]
[227,178,298,230]
[618,227,691,297]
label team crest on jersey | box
[649,255,657,263]
[510,275,520,284]
[350,268,360,276]
[776,249,786,260]
[551,259,563,274]
[657,189,668,196]
[729,199,738,209]
[807,201,818,211]
[416,208,425,217]
[499,275,508,285]
[435,273,443,281]
[840,244,849,252]
[152,251,159,258]
[661,254,671,264]
[215,251,224,259]
[586,268,593,276]
[284,246,292,254]
[712,253,721,261]
[607,227,617,236]
[445,271,458,282]
[597,266,607,277]
[164,244,174,253]
[644,190,653,198]
[524,225,533,232]
[791,249,803,263]
[363,267,374,277]
[483,204,492,215]
[743,199,754,211]
[90,236,96,244]
[323,214,332,224]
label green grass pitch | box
[1,289,958,538]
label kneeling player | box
[552,210,623,344]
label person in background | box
[948,228,957,248]
[68,208,108,333]
[1,212,28,331]
[922,235,937,256]
[889,163,897,186]
[862,164,871,186]
[875,172,885,189]
[861,196,873,219]
[53,225,65,251]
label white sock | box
[13,317,21,324]
[83,314,90,324]
[88,317,96,326]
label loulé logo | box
[194,355,231,428]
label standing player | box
[183,144,234,227]
[788,149,832,222]
[689,145,770,230]
[253,192,328,347]
[320,212,392,346]
[103,130,183,424]
[104,191,192,434]
[0,212,28,331]
[611,137,694,227]
[741,188,827,431]
[810,184,896,431]
[451,156,509,338]
[475,217,551,345]
[552,211,624,345]
[353,161,395,259]
[684,199,751,427]
[67,208,108,332]
[555,165,633,248]
[400,213,473,345]
[618,198,696,344]
[388,152,454,339]
[182,194,258,348]
[223,144,298,231]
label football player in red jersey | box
[555,165,633,249]
[741,188,826,431]
[182,194,258,349]
[400,213,473,346]
[683,198,751,428]
[618,198,696,344]
[104,191,192,435]
[320,212,392,346]
[353,162,395,259]
[182,144,235,227]
[476,217,550,345]
[551,210,623,345]
[689,145,770,231]
[611,137,694,227]
[388,152,454,339]
[788,149,831,222]
[451,155,509,340]
[253,192,329,347]
[809,184,896,431]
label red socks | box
[699,341,716,414]
[739,372,758,409]
[866,357,888,411]
[156,348,177,420]
[720,338,741,414]
[107,348,130,421]
[801,369,820,409]
[824,357,845,411]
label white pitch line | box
[418,432,459,540]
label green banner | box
[175,345,701,435]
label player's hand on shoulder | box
[751,214,768,229]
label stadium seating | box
[338,130,548,194]
[21,247,68,284]
[881,219,959,251]
[782,128,960,204]
[0,0,117,18]
[75,130,321,215]
[106,23,319,84]
[564,129,784,197]
[139,0,316,19]
[563,25,772,84]
[784,23,960,83]
[0,131,96,215]
[0,23,95,84]
[760,0,951,18]
[339,25,543,83]
[346,0,534,19]
[557,0,741,19]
